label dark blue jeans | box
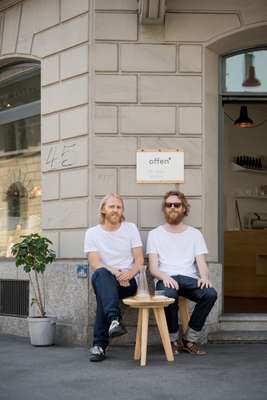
[91,267,137,349]
[156,275,217,333]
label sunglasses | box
[165,202,183,209]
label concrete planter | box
[28,316,56,346]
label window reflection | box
[224,49,267,93]
[0,62,40,257]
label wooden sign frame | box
[136,148,184,184]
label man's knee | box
[204,287,217,303]
[92,267,112,282]
[164,287,178,299]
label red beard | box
[164,210,185,225]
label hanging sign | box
[136,148,184,183]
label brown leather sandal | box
[171,340,180,355]
[182,339,207,355]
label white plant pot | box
[28,316,56,346]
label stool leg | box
[140,308,149,367]
[179,297,190,334]
[134,308,142,360]
[153,308,174,362]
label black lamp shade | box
[234,105,253,128]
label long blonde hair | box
[98,193,125,224]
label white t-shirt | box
[84,221,142,271]
[146,225,208,279]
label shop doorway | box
[222,49,267,313]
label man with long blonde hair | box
[84,193,144,362]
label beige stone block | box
[120,106,176,134]
[95,13,137,41]
[140,76,201,103]
[93,137,136,165]
[124,198,138,225]
[0,262,18,279]
[17,0,60,54]
[42,75,88,114]
[179,45,202,73]
[41,55,59,86]
[60,44,88,80]
[95,106,117,133]
[61,0,88,21]
[140,198,202,229]
[165,13,240,42]
[41,172,59,200]
[179,107,202,134]
[119,168,201,196]
[59,230,86,258]
[95,0,137,10]
[42,230,59,255]
[60,105,88,139]
[95,75,137,103]
[0,316,28,337]
[42,136,88,172]
[44,262,89,344]
[42,199,88,229]
[2,4,20,54]
[32,14,88,57]
[140,137,202,165]
[60,168,88,198]
[90,197,101,226]
[95,43,118,72]
[139,24,165,42]
[121,44,176,72]
[94,168,117,195]
[41,114,59,143]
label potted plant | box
[11,233,56,346]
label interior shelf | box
[232,162,267,175]
[235,195,267,200]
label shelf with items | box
[232,162,267,175]
[235,195,267,200]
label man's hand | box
[113,269,132,287]
[116,270,133,282]
[197,278,212,289]
[163,276,179,290]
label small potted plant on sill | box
[11,233,56,346]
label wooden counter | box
[224,230,267,298]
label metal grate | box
[0,279,29,317]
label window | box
[0,61,41,257]
[223,48,267,94]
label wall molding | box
[138,0,166,25]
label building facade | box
[0,0,267,344]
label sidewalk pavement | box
[0,334,266,400]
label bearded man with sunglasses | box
[147,190,217,355]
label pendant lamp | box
[234,105,253,128]
[242,53,261,87]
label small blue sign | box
[76,264,88,278]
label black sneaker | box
[108,318,127,338]
[89,345,106,362]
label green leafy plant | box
[11,233,56,317]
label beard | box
[164,210,185,225]
[105,212,121,225]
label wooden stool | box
[179,296,190,334]
[123,296,175,366]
